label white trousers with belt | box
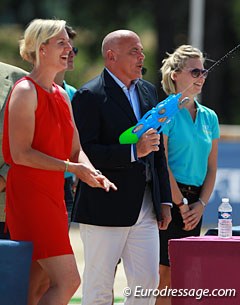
[79,185,160,305]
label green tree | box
[1,0,240,124]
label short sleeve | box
[162,119,174,136]
[211,111,220,139]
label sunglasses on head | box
[188,68,208,79]
[72,47,78,55]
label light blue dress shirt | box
[106,69,140,161]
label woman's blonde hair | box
[160,45,205,95]
[19,18,66,66]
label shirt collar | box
[194,98,205,112]
[62,80,66,89]
[105,68,139,91]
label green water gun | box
[119,93,189,144]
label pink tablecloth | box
[169,236,240,305]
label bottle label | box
[218,211,232,219]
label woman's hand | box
[179,205,192,231]
[181,201,204,230]
[92,170,118,192]
[72,163,117,192]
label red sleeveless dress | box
[2,76,74,260]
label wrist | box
[66,161,75,174]
[179,204,189,212]
[176,197,188,208]
[64,159,70,172]
[199,197,207,207]
[162,202,173,208]
[132,144,138,160]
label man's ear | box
[106,49,116,61]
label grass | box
[69,297,124,304]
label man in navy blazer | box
[72,30,172,305]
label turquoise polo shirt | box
[162,100,220,186]
[63,80,77,101]
[63,81,77,179]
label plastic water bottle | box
[218,198,232,238]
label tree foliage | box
[0,0,240,124]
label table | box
[0,240,33,305]
[169,236,240,305]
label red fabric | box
[2,77,74,260]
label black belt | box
[177,182,201,195]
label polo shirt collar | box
[194,98,205,112]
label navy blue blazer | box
[71,69,172,226]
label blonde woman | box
[157,45,220,305]
[2,19,116,305]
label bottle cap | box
[222,198,229,203]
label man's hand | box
[136,128,160,158]
[158,204,172,230]
[0,175,6,192]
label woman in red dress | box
[2,19,116,305]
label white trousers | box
[80,185,159,305]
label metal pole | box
[188,0,205,50]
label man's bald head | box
[101,29,144,87]
[101,30,140,58]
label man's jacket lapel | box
[103,69,137,124]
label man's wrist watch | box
[177,197,188,207]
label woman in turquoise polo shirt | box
[157,45,220,305]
